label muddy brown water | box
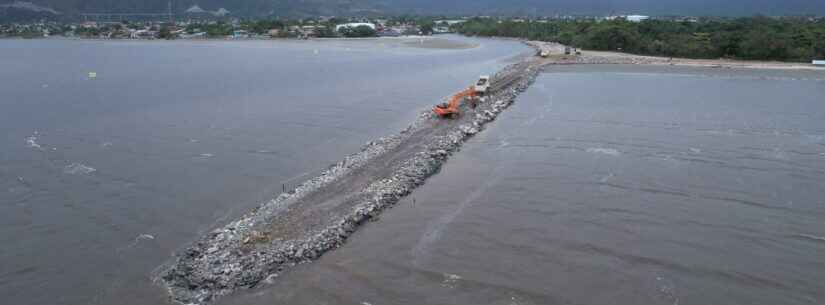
[220,65,825,305]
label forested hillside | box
[457,17,825,62]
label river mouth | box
[218,64,825,305]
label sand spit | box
[159,44,543,304]
[524,40,825,71]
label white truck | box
[475,76,490,95]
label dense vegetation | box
[338,25,377,37]
[456,17,825,62]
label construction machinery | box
[475,75,490,95]
[433,85,478,118]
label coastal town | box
[0,3,766,41]
[0,11,462,39]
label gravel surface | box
[158,42,545,305]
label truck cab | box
[475,75,491,95]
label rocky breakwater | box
[159,50,544,305]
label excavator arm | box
[433,86,476,118]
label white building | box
[626,15,650,22]
[606,15,650,22]
[335,23,376,32]
[435,20,466,25]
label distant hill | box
[2,0,825,20]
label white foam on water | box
[440,273,462,288]
[586,147,621,156]
[795,234,825,242]
[689,148,702,154]
[805,134,824,142]
[63,163,96,175]
[198,153,214,159]
[116,234,156,253]
[25,135,42,149]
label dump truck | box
[432,76,492,118]
[474,75,490,95]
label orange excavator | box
[433,86,476,118]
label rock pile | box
[159,46,544,305]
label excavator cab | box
[433,86,478,119]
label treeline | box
[456,17,825,62]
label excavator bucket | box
[433,86,476,119]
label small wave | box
[805,134,825,142]
[441,273,462,288]
[793,234,825,242]
[586,147,621,156]
[197,153,214,159]
[25,135,42,149]
[116,234,156,253]
[63,163,96,175]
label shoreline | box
[5,34,821,69]
[0,35,480,50]
[525,40,824,71]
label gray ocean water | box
[0,36,529,304]
[221,65,825,305]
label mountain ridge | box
[2,0,825,19]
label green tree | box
[158,25,174,39]
[339,25,376,38]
